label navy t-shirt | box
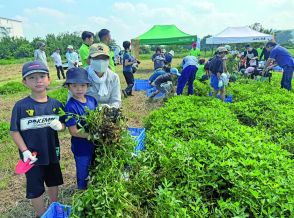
[64,95,97,156]
[123,51,133,73]
[269,45,294,68]
[10,96,65,165]
[209,56,224,74]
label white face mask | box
[90,59,109,73]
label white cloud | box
[88,16,108,26]
[24,7,66,19]
[113,2,136,11]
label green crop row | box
[70,73,294,217]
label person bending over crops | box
[64,67,97,190]
[149,68,180,98]
[176,55,198,95]
[86,43,121,108]
[209,47,228,101]
[263,41,294,91]
[148,66,169,85]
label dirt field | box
[0,58,182,217]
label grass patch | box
[0,81,28,95]
[47,87,68,105]
[0,121,9,143]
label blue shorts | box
[210,74,224,91]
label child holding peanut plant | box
[64,67,98,189]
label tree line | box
[0,32,102,59]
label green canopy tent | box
[131,25,197,57]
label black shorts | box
[25,163,63,199]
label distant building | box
[0,17,23,38]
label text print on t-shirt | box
[20,115,59,131]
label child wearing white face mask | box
[86,43,121,108]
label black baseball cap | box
[22,60,49,79]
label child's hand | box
[49,120,63,131]
[22,150,38,164]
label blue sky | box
[1,0,294,45]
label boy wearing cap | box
[10,60,65,217]
[34,42,48,67]
[149,68,180,98]
[209,47,228,101]
[66,45,79,69]
[64,67,97,190]
[176,55,198,95]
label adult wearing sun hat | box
[66,45,79,69]
[86,43,121,108]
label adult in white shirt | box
[34,42,48,67]
[65,45,79,69]
[87,43,121,108]
[51,48,65,80]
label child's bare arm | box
[10,131,28,152]
[68,125,89,139]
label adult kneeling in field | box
[87,43,121,108]
[209,47,228,101]
[263,42,294,91]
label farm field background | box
[0,58,293,217]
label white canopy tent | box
[206,26,273,44]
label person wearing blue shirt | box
[122,41,137,97]
[209,47,228,101]
[263,42,294,91]
[176,55,198,95]
[149,68,167,84]
[64,67,98,189]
